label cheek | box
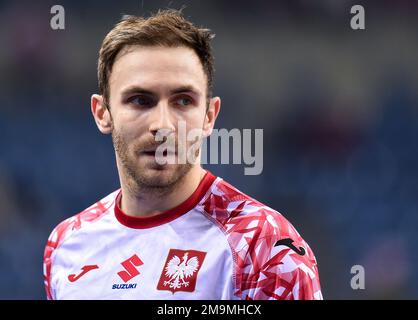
[113,113,147,140]
[112,125,139,155]
[181,109,206,129]
[185,123,206,145]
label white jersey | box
[43,171,322,300]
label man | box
[43,9,322,300]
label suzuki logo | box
[117,254,144,283]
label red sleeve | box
[43,231,57,300]
[237,215,323,300]
[43,216,79,300]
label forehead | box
[109,45,207,95]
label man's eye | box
[128,95,154,107]
[175,97,193,106]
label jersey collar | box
[114,171,216,229]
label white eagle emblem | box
[163,252,200,289]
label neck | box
[119,165,207,217]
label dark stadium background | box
[0,0,417,299]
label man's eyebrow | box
[170,85,201,96]
[120,86,155,96]
[120,85,201,97]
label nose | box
[148,101,176,137]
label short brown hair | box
[98,9,215,108]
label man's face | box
[105,45,213,190]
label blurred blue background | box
[0,0,417,299]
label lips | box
[143,150,157,157]
[141,148,176,157]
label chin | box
[137,164,188,189]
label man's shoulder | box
[200,176,322,300]
[43,189,119,299]
[201,177,300,240]
[46,189,120,251]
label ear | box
[91,94,113,134]
[203,96,221,137]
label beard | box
[112,128,194,196]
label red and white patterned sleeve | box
[237,211,323,300]
[43,217,76,300]
[43,192,117,300]
[43,230,57,300]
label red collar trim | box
[114,171,216,229]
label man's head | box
[91,9,221,194]
[98,9,215,109]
